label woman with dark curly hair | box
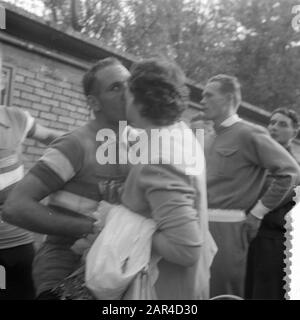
[126,59,189,127]
[119,58,217,299]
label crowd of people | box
[0,56,299,300]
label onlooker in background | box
[199,74,300,298]
[2,57,131,299]
[0,105,62,300]
[245,108,300,300]
[268,108,299,160]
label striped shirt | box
[30,122,128,245]
[0,105,36,249]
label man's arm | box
[29,123,64,145]
[243,128,300,241]
[2,173,94,238]
[3,132,95,238]
[248,130,300,218]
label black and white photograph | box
[0,0,300,305]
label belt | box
[208,208,246,222]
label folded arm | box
[139,164,202,267]
[245,130,300,218]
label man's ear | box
[87,95,102,112]
[227,93,236,108]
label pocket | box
[215,147,239,177]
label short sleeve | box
[23,110,36,138]
[7,107,36,142]
[24,111,37,138]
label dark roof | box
[0,1,272,127]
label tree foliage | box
[232,0,300,111]
[6,0,300,112]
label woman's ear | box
[293,127,299,139]
[87,95,102,112]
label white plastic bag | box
[122,266,156,300]
[85,205,156,300]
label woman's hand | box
[92,200,113,231]
[71,233,99,257]
[71,201,115,257]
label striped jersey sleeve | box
[30,133,84,192]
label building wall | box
[1,41,90,171]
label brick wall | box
[2,42,90,170]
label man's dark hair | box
[128,58,189,126]
[271,108,299,129]
[82,57,122,96]
[208,74,242,109]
